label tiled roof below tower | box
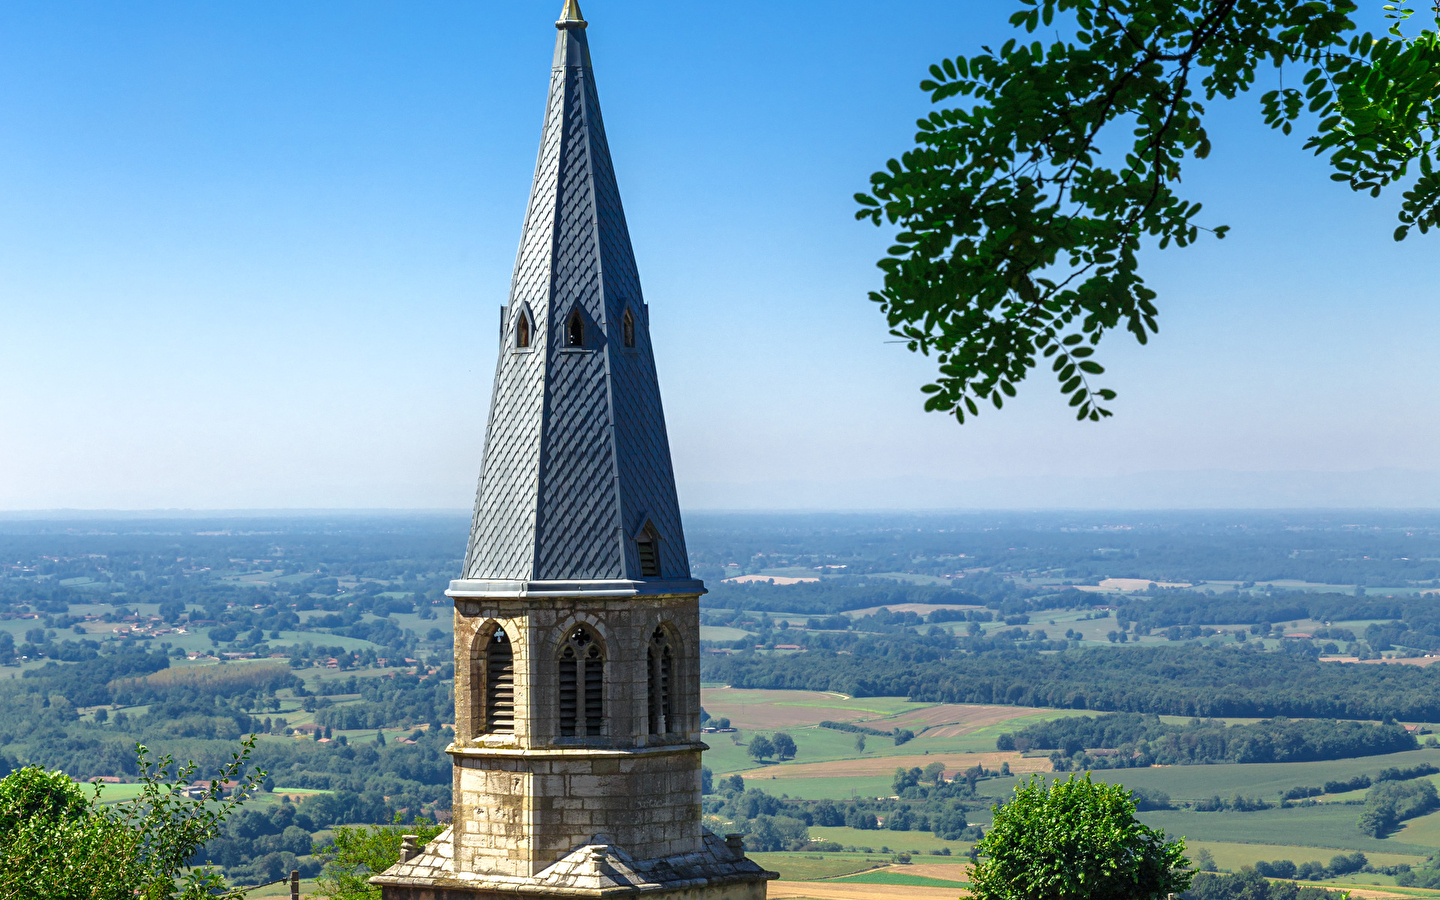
[374,828,775,897]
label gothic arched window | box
[622,308,635,348]
[516,311,531,349]
[566,308,585,348]
[648,626,675,735]
[473,627,514,736]
[558,627,603,737]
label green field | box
[806,826,975,854]
[1079,749,1440,800]
[700,626,755,642]
[745,853,890,880]
[1138,804,1433,855]
[738,772,901,800]
[697,689,1440,875]
[838,871,970,887]
[1187,840,1425,871]
[700,691,1086,777]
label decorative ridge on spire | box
[557,0,587,29]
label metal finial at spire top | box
[557,0,586,26]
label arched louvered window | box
[474,627,514,735]
[516,311,531,349]
[558,627,604,737]
[648,626,675,735]
[566,308,585,348]
[622,308,635,348]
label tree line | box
[704,643,1440,720]
[997,713,1418,767]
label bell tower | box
[375,3,772,898]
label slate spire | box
[458,4,691,589]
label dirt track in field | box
[741,751,1048,780]
[891,864,972,880]
[769,883,965,899]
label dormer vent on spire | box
[455,0,693,592]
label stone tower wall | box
[448,593,705,877]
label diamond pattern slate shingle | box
[462,14,689,586]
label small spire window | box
[558,627,604,737]
[516,312,531,349]
[637,538,659,577]
[622,308,635,348]
[648,626,675,735]
[566,308,585,348]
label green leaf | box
[861,0,1425,428]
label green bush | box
[315,816,444,900]
[0,767,139,900]
[971,775,1191,900]
[0,738,264,900]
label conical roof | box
[451,4,697,597]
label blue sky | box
[2,1,1438,510]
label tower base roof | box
[373,828,775,898]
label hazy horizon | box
[7,466,1440,514]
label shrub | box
[971,775,1192,900]
[1255,860,1297,880]
[1327,852,1367,876]
[315,815,444,900]
[0,738,264,900]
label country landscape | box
[11,1,1440,899]
[11,511,1440,896]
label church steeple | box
[458,0,692,589]
[376,11,774,895]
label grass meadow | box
[700,689,1440,877]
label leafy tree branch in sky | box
[857,0,1440,422]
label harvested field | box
[740,751,1047,780]
[769,882,964,899]
[700,688,926,731]
[881,703,1055,738]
